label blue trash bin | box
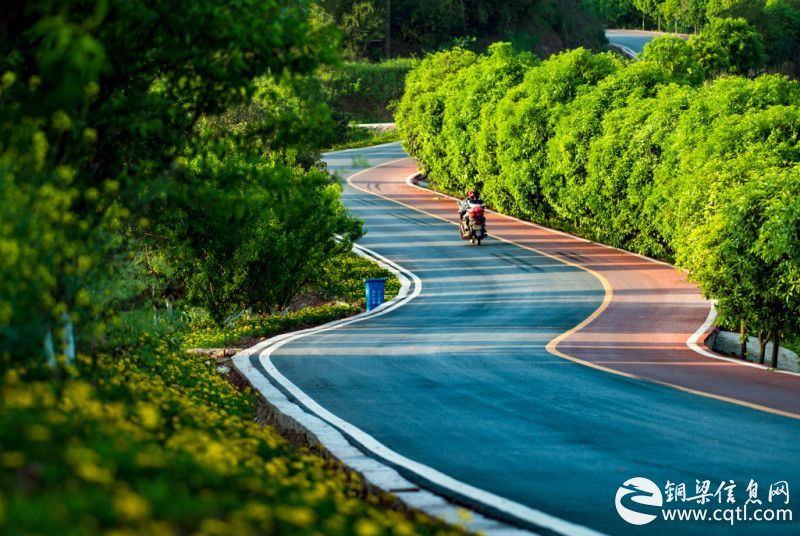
[364,277,387,311]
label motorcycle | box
[458,201,487,246]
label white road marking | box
[234,238,607,536]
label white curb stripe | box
[235,237,607,536]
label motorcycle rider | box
[458,190,484,227]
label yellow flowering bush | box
[0,250,450,535]
[0,332,463,535]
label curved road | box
[256,143,800,535]
[605,29,689,57]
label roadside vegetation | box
[582,0,800,76]
[185,251,401,349]
[317,0,607,60]
[397,29,800,368]
[320,59,418,124]
[315,0,612,135]
[2,247,411,534]
[0,1,436,534]
[325,126,402,152]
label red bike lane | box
[348,156,800,419]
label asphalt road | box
[605,29,689,56]
[264,143,800,535]
[605,30,655,55]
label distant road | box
[605,29,689,57]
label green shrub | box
[689,17,767,76]
[183,250,401,348]
[485,48,620,219]
[320,59,419,123]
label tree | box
[482,48,620,218]
[678,167,800,368]
[580,0,639,27]
[642,35,705,83]
[0,0,346,369]
[760,0,800,76]
[437,43,537,195]
[339,1,386,60]
[319,0,607,59]
[689,17,767,75]
[705,0,764,20]
[660,0,709,32]
[395,47,479,176]
[543,61,672,226]
[633,0,664,28]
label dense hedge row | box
[396,42,800,359]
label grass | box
[0,250,455,536]
[184,250,401,349]
[325,126,401,152]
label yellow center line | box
[344,157,800,421]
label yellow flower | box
[52,110,73,132]
[136,402,161,430]
[276,506,316,527]
[66,446,113,485]
[355,518,382,536]
[25,424,51,442]
[114,488,151,521]
[1,452,25,469]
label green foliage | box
[166,151,361,325]
[580,0,640,27]
[319,58,418,123]
[338,1,386,60]
[642,35,705,83]
[543,61,673,225]
[319,0,607,60]
[397,44,800,348]
[660,0,708,32]
[395,47,480,176]
[0,334,462,535]
[1,0,362,369]
[437,43,538,195]
[185,250,402,348]
[485,49,621,218]
[184,304,360,349]
[680,170,800,339]
[706,0,763,19]
[761,0,800,75]
[689,17,767,75]
[314,251,401,306]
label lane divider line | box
[405,172,800,381]
[345,155,800,420]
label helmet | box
[467,190,474,198]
